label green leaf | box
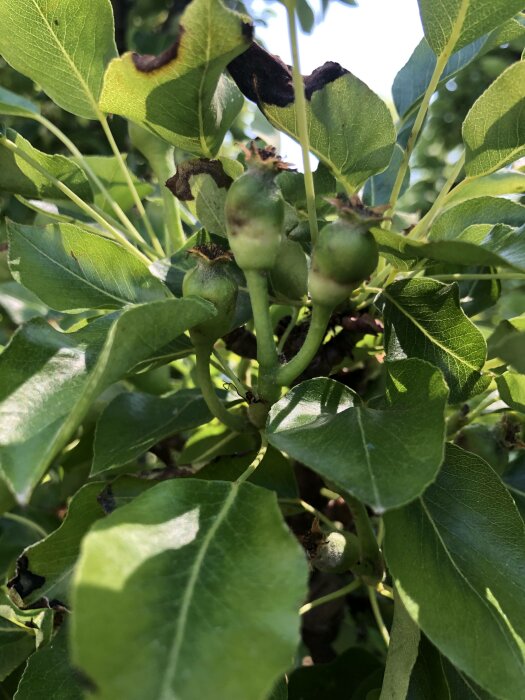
[0,298,215,502]
[373,222,525,273]
[429,196,525,240]
[72,479,307,700]
[15,626,83,700]
[8,221,170,311]
[463,62,525,177]
[384,444,525,699]
[0,0,117,119]
[408,635,495,700]
[99,0,251,156]
[263,73,396,192]
[0,86,39,118]
[495,333,525,373]
[497,371,525,413]
[417,0,525,56]
[0,624,35,682]
[288,648,382,700]
[78,155,154,215]
[393,20,525,120]
[379,279,488,403]
[0,129,91,201]
[196,445,299,500]
[363,144,410,206]
[267,359,448,512]
[443,171,525,207]
[7,484,105,607]
[92,389,213,475]
[0,281,48,325]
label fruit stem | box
[244,270,280,400]
[236,433,268,484]
[284,0,319,246]
[194,344,246,432]
[99,114,166,257]
[345,493,384,585]
[275,304,332,386]
[385,35,459,228]
[299,579,362,615]
[368,586,390,647]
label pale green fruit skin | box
[314,219,379,285]
[308,265,354,309]
[312,531,360,574]
[225,170,284,271]
[182,260,238,344]
[270,238,308,301]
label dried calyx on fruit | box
[310,527,360,574]
[309,195,384,309]
[182,244,238,346]
[225,142,289,272]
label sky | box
[249,0,424,165]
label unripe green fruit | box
[455,424,508,475]
[183,258,238,345]
[308,264,354,309]
[311,531,360,574]
[270,238,308,301]
[314,219,379,285]
[225,169,284,271]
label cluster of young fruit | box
[182,143,381,352]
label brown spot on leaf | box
[228,41,348,107]
[166,158,233,201]
[132,28,185,73]
[7,555,45,599]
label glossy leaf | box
[15,626,83,700]
[267,359,448,512]
[429,197,525,240]
[444,171,525,207]
[8,221,170,311]
[263,72,395,192]
[463,61,525,176]
[384,444,525,699]
[72,479,307,700]
[0,298,215,502]
[100,0,250,156]
[0,86,39,118]
[380,278,488,403]
[92,389,213,475]
[417,0,525,56]
[0,129,91,201]
[497,371,525,413]
[0,0,117,119]
[373,222,525,273]
[7,484,105,607]
[393,20,525,119]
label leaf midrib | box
[30,0,100,116]
[14,229,131,306]
[418,499,524,671]
[381,288,482,374]
[159,481,240,697]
